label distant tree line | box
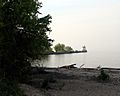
[49,43,73,52]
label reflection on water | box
[33,51,120,68]
[32,53,86,68]
[86,51,120,68]
[43,53,86,68]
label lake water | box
[33,51,120,68]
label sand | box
[20,68,120,96]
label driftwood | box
[60,64,76,69]
[80,64,85,68]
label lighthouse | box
[82,46,87,52]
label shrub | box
[97,69,110,82]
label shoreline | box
[45,50,87,55]
[32,66,120,70]
[21,66,120,96]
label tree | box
[65,46,73,52]
[54,43,73,52]
[0,0,52,81]
[54,43,65,52]
[48,47,53,52]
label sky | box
[39,0,120,52]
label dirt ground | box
[20,68,120,96]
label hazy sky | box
[40,0,120,51]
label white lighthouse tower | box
[82,46,87,52]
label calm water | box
[33,51,120,68]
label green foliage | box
[48,47,53,52]
[54,43,73,52]
[65,46,73,52]
[97,69,110,82]
[54,43,65,52]
[0,0,52,81]
[0,79,23,96]
[46,47,53,53]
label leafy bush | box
[0,79,23,96]
[97,69,110,82]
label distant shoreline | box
[46,50,87,55]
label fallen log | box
[60,64,76,69]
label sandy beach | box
[20,67,120,96]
